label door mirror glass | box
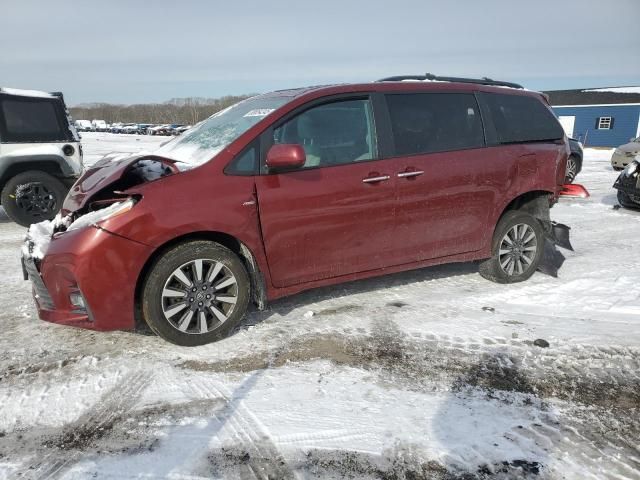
[266,144,306,170]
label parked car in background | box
[173,125,191,135]
[74,120,92,132]
[110,123,124,133]
[22,75,575,346]
[0,87,83,226]
[611,137,640,170]
[121,124,140,134]
[565,138,583,183]
[136,124,154,135]
[91,119,108,132]
[147,124,171,136]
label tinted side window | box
[386,93,484,156]
[0,97,67,143]
[273,99,377,169]
[479,93,563,144]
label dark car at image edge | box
[22,75,579,346]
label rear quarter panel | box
[478,142,567,254]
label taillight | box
[559,184,589,198]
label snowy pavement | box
[0,136,638,479]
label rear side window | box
[386,93,484,156]
[479,92,563,144]
[0,97,68,143]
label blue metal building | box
[544,87,640,147]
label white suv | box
[0,88,83,226]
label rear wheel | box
[479,211,544,284]
[0,171,67,227]
[142,241,250,346]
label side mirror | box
[266,144,306,171]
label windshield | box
[155,95,290,165]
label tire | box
[564,155,579,183]
[0,170,68,227]
[142,241,250,346]
[478,210,544,284]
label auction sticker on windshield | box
[243,109,275,117]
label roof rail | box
[376,73,523,89]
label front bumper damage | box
[22,222,153,331]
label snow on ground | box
[0,139,638,479]
[79,132,168,167]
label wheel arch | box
[496,190,553,233]
[0,156,68,193]
[134,230,267,328]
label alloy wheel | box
[14,182,57,218]
[498,223,538,276]
[161,259,238,335]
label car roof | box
[0,87,56,99]
[260,81,542,102]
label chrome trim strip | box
[362,175,390,183]
[397,171,424,178]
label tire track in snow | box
[19,370,151,480]
[186,374,297,480]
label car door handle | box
[362,175,390,183]
[397,170,424,178]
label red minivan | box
[22,76,570,346]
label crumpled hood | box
[62,153,187,215]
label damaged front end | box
[21,153,173,331]
[613,160,640,209]
[55,154,189,234]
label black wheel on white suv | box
[478,210,544,284]
[0,170,68,227]
[142,241,250,346]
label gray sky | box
[1,0,639,105]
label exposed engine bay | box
[54,155,188,233]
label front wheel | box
[479,211,544,284]
[1,171,68,227]
[142,241,250,346]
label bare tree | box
[70,94,255,125]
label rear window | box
[479,92,563,144]
[0,96,68,143]
[386,93,484,156]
